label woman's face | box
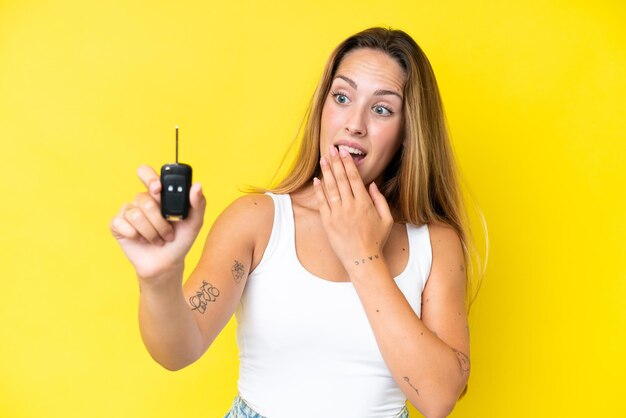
[320,47,405,186]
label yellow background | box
[1,0,624,416]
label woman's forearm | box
[349,257,468,417]
[137,266,205,371]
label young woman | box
[110,27,481,418]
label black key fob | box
[160,125,192,221]
[160,163,192,221]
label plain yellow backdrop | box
[1,0,624,417]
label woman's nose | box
[345,107,367,137]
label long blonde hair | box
[268,27,487,311]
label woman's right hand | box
[110,165,206,282]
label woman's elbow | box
[151,356,190,371]
[159,360,190,372]
[420,396,458,418]
[419,378,468,417]
[422,404,456,418]
[149,349,203,371]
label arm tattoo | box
[452,348,471,376]
[403,376,419,396]
[231,259,245,283]
[354,254,380,266]
[189,281,220,314]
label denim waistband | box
[224,395,409,418]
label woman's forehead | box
[334,48,406,93]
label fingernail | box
[313,177,320,186]
[320,157,328,166]
[339,147,349,158]
[329,145,338,157]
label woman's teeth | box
[337,145,365,156]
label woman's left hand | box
[314,145,394,270]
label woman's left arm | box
[348,223,469,418]
[315,147,469,418]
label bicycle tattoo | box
[189,281,220,314]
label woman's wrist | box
[137,262,185,294]
[344,251,388,282]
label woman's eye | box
[332,92,349,104]
[373,105,392,116]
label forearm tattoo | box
[231,259,245,283]
[354,254,380,266]
[189,281,220,314]
[452,348,471,376]
[403,376,419,396]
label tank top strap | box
[405,223,433,289]
[254,193,295,274]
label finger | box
[124,202,166,246]
[332,146,354,201]
[338,146,368,200]
[185,182,206,229]
[110,204,139,240]
[189,182,205,210]
[369,182,392,221]
[137,165,161,201]
[313,177,330,217]
[134,193,175,241]
[320,155,341,207]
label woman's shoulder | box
[426,219,458,235]
[212,193,275,270]
[219,193,275,228]
[425,219,464,267]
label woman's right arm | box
[110,165,271,370]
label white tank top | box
[235,193,432,418]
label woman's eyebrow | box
[334,74,402,99]
[335,75,358,89]
[374,89,403,100]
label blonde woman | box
[111,27,480,418]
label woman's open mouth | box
[337,145,367,165]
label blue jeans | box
[224,395,267,418]
[224,395,410,418]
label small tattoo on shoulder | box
[452,348,470,376]
[354,254,380,266]
[189,281,220,314]
[232,260,245,283]
[403,376,419,396]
